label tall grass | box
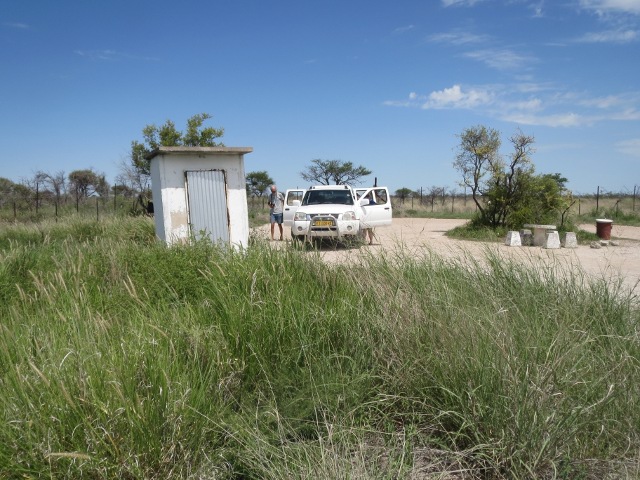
[1,217,639,478]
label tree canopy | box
[129,113,225,179]
[300,159,371,186]
[68,169,109,199]
[453,125,570,228]
[245,171,274,197]
[395,187,414,203]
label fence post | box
[596,186,600,214]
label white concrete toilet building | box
[149,146,252,248]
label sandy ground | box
[256,219,640,296]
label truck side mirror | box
[359,198,369,206]
[292,200,301,206]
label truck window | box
[286,191,303,206]
[303,190,354,206]
[373,188,388,204]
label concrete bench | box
[523,224,557,247]
[563,232,578,248]
[545,231,561,249]
[504,230,522,246]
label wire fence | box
[1,186,638,223]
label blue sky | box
[2,0,639,195]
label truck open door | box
[283,189,305,227]
[359,187,393,228]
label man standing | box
[268,184,285,241]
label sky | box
[1,0,640,196]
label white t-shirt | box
[269,191,284,214]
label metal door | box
[359,187,393,228]
[185,169,229,243]
[283,189,305,226]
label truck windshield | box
[302,190,354,206]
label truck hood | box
[296,204,358,216]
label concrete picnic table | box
[523,224,557,247]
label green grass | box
[576,209,640,228]
[445,223,604,245]
[1,217,639,478]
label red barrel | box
[596,219,613,240]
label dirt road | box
[256,218,640,295]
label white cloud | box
[428,31,489,45]
[579,0,640,15]
[529,1,545,18]
[75,50,118,61]
[441,0,484,6]
[423,84,494,109]
[463,48,536,70]
[513,81,557,93]
[74,50,158,62]
[393,25,415,34]
[609,109,640,120]
[383,99,414,107]
[501,112,589,127]
[615,138,640,156]
[3,22,29,29]
[384,81,640,129]
[507,98,544,111]
[579,92,640,109]
[579,95,625,108]
[576,28,638,43]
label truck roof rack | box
[308,184,350,190]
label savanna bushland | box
[1,215,639,479]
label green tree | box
[454,126,568,229]
[36,170,67,205]
[246,171,274,198]
[68,169,109,201]
[453,125,501,222]
[0,177,17,208]
[300,159,371,185]
[183,113,225,146]
[128,113,224,180]
[395,187,413,203]
[13,183,34,210]
[482,129,535,227]
[111,183,137,198]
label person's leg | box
[270,212,275,240]
[278,223,284,240]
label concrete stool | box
[505,231,522,246]
[563,232,578,248]
[544,231,561,249]
[520,229,533,246]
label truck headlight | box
[294,211,308,221]
[342,211,356,221]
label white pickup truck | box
[283,185,392,241]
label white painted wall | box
[149,147,252,248]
